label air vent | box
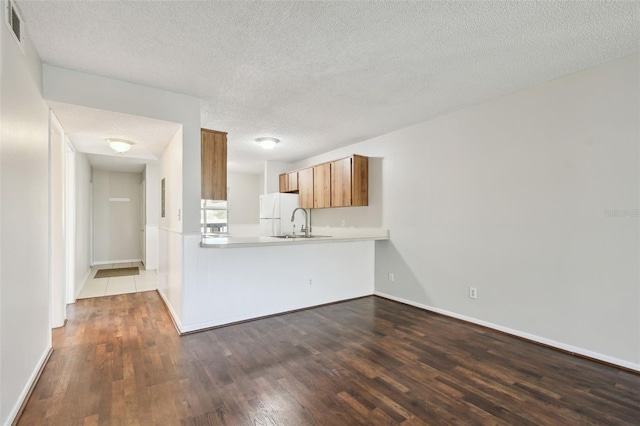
[5,0,24,49]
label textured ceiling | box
[17,1,640,173]
[48,101,181,171]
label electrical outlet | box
[309,279,312,285]
[469,287,477,299]
[388,273,395,282]
[341,219,346,227]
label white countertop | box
[200,227,389,248]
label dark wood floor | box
[17,292,640,425]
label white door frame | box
[49,111,66,328]
[65,137,76,303]
[141,180,146,266]
[90,181,94,267]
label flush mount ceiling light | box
[107,138,134,154]
[255,137,280,149]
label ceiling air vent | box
[5,0,24,50]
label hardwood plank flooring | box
[17,292,640,425]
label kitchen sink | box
[270,235,331,239]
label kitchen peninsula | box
[201,227,388,247]
[157,146,388,335]
[160,228,388,334]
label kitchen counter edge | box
[200,231,389,248]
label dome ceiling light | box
[107,138,134,154]
[255,137,279,149]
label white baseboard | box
[92,259,142,266]
[157,288,183,335]
[374,291,640,373]
[5,345,52,426]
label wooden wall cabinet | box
[313,163,331,208]
[331,154,368,207]
[279,171,299,193]
[201,128,227,200]
[298,168,314,208]
[279,154,368,209]
[330,157,351,207]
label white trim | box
[92,258,142,266]
[89,182,93,266]
[64,137,76,305]
[4,345,52,426]
[157,288,183,334]
[48,111,66,328]
[374,291,640,373]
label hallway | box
[77,263,157,299]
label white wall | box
[181,237,375,332]
[159,129,183,233]
[0,6,52,424]
[228,171,261,231]
[158,230,183,329]
[158,128,184,326]
[263,160,293,194]
[144,162,160,270]
[92,170,143,264]
[74,153,92,297]
[258,172,265,198]
[295,54,640,369]
[49,112,66,327]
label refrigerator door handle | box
[272,197,278,220]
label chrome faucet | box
[291,207,309,238]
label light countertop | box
[200,227,389,248]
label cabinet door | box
[298,168,314,208]
[287,171,299,192]
[279,172,299,193]
[279,174,288,193]
[201,129,227,200]
[331,157,352,207]
[351,154,368,206]
[313,163,331,208]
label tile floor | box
[77,262,157,299]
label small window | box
[201,199,228,235]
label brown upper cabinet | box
[313,163,331,208]
[201,128,227,200]
[279,171,298,193]
[297,168,314,208]
[279,154,368,209]
[331,154,368,207]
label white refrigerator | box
[259,193,302,236]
